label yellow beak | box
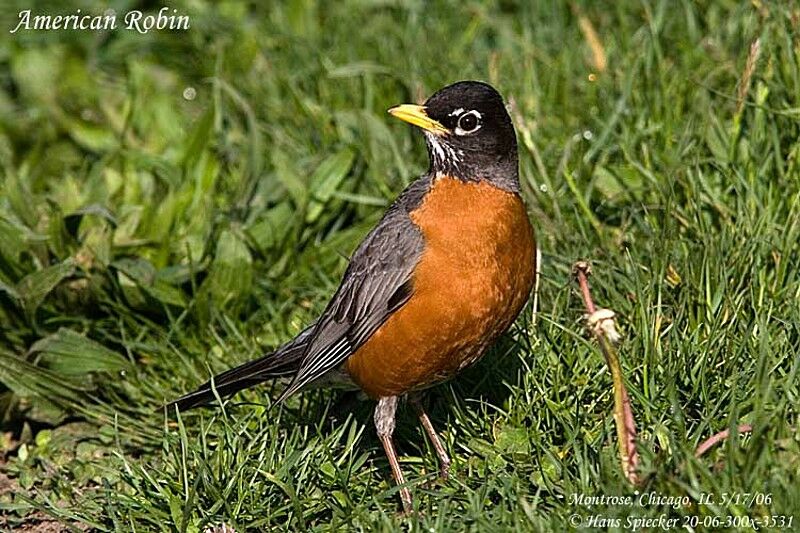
[388,104,448,135]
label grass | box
[1,0,799,530]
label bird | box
[168,80,537,513]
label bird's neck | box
[424,134,520,193]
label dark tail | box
[166,325,314,412]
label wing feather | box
[278,178,430,399]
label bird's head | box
[389,81,518,191]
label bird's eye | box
[455,110,481,135]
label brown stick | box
[575,261,597,314]
[694,424,753,458]
[573,261,639,485]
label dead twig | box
[695,424,753,458]
[573,261,639,485]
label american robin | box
[169,80,537,513]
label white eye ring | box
[455,110,482,136]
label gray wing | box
[278,177,430,399]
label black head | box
[389,81,519,192]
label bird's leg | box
[374,396,412,513]
[410,396,451,480]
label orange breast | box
[344,176,537,398]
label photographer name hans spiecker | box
[10,7,189,34]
